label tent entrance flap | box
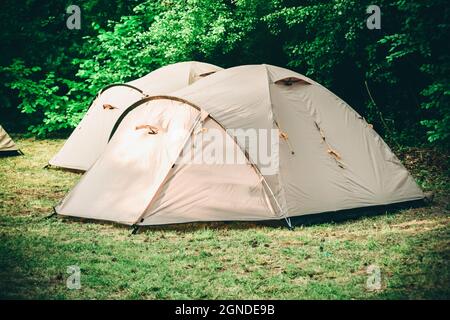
[139,118,276,225]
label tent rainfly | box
[48,61,222,171]
[0,125,21,156]
[55,64,424,227]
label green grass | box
[0,138,449,299]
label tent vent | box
[275,77,310,86]
[103,104,118,110]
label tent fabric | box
[56,64,424,226]
[169,65,424,217]
[0,125,19,152]
[140,118,276,225]
[49,61,222,171]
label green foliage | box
[2,59,100,136]
[420,81,450,144]
[0,0,449,148]
[264,0,365,83]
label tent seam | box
[263,64,289,217]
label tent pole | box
[284,217,294,230]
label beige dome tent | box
[0,125,21,156]
[48,61,222,171]
[55,64,424,227]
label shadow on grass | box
[140,199,427,233]
[55,199,427,234]
[0,150,24,157]
[0,233,45,299]
[373,225,450,299]
[290,199,426,226]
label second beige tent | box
[48,61,222,171]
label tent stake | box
[131,225,140,235]
[45,207,57,219]
[284,217,294,230]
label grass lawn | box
[0,138,449,299]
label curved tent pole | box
[90,83,147,112]
[86,83,147,125]
[89,83,146,111]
